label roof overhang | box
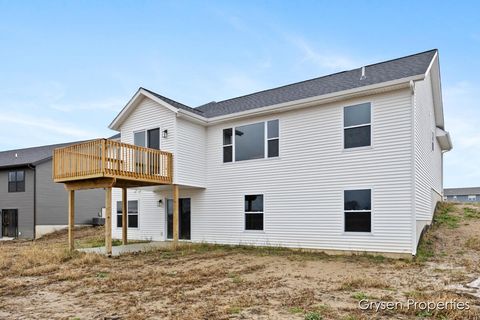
[204,74,424,125]
[436,127,452,151]
[109,74,430,129]
[109,88,208,131]
[425,52,445,130]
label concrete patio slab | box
[78,241,171,256]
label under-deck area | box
[53,138,178,255]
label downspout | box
[28,164,36,239]
[409,80,417,256]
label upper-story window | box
[8,170,25,193]
[223,120,279,163]
[344,103,371,149]
[134,128,160,149]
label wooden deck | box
[52,139,178,256]
[53,139,173,188]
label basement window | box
[344,103,371,149]
[8,170,25,193]
[116,200,139,228]
[344,189,371,232]
[245,194,264,231]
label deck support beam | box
[68,190,75,251]
[172,184,179,247]
[105,187,112,256]
[122,187,127,245]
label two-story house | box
[0,142,105,239]
[54,49,452,257]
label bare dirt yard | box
[1,203,479,320]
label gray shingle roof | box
[143,49,437,118]
[444,188,480,196]
[0,142,77,168]
[141,87,205,115]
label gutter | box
[176,74,425,126]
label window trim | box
[266,120,280,158]
[244,194,265,232]
[223,119,280,163]
[342,102,373,151]
[342,187,374,235]
[8,170,25,193]
[133,126,161,149]
[222,128,233,163]
[115,200,139,229]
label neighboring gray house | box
[444,187,480,202]
[0,141,105,239]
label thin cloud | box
[288,36,360,71]
[50,97,125,112]
[0,113,101,138]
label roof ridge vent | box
[360,66,366,80]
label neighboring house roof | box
[128,49,436,119]
[444,188,480,196]
[0,142,75,169]
[109,133,121,140]
[0,135,118,169]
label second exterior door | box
[166,198,191,240]
[1,209,18,238]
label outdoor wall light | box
[162,129,168,138]
[157,199,163,207]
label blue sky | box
[0,0,479,187]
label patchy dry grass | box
[0,204,479,319]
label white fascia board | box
[177,109,208,124]
[110,74,426,129]
[204,74,425,125]
[109,88,180,131]
[427,53,445,130]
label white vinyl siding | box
[111,88,419,254]
[413,70,443,225]
[176,118,207,187]
[112,97,176,241]
[195,89,413,254]
[119,97,175,155]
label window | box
[235,122,265,161]
[223,120,279,163]
[116,200,139,228]
[134,128,160,149]
[245,195,264,230]
[344,189,371,232]
[8,171,25,192]
[344,103,371,149]
[267,120,279,157]
[223,128,233,163]
[468,195,477,201]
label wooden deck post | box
[122,187,127,245]
[173,184,179,247]
[105,187,112,256]
[68,190,75,251]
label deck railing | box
[53,139,173,184]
